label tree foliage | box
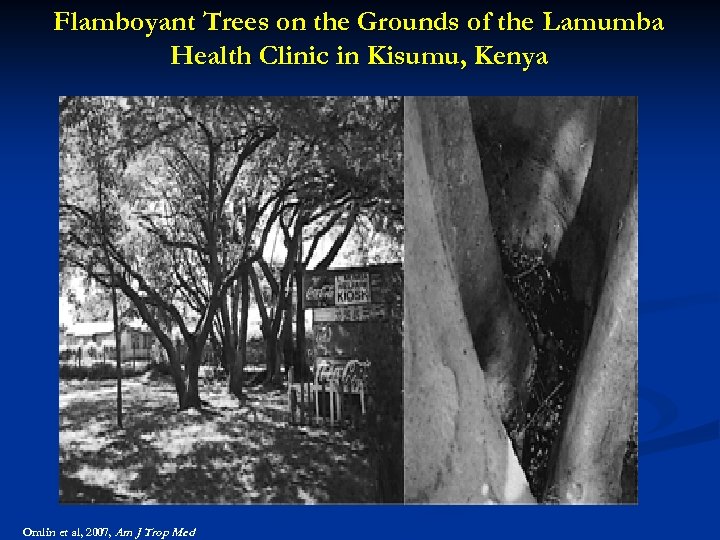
[60,96,403,410]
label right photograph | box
[404,97,638,504]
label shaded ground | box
[59,375,375,503]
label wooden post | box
[288,366,294,423]
[110,276,122,429]
[307,380,311,425]
[360,383,366,416]
[300,373,306,425]
[338,380,344,427]
[296,234,305,382]
[314,378,319,419]
[313,354,319,422]
[290,390,297,425]
[321,380,326,423]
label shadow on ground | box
[59,376,374,503]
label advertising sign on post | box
[303,264,402,364]
[335,273,370,305]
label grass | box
[59,374,376,504]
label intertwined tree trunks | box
[404,96,534,503]
[548,185,638,503]
[547,97,638,503]
[556,97,638,329]
[409,97,536,429]
[469,97,600,258]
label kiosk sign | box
[335,273,370,305]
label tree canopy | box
[60,95,403,408]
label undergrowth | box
[497,234,637,502]
[497,235,583,499]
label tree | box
[405,96,637,503]
[60,96,127,425]
[547,97,638,502]
[61,97,279,409]
[406,97,536,434]
[404,96,534,503]
[468,96,601,257]
[247,96,403,383]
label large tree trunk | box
[221,285,242,399]
[230,269,250,399]
[547,98,638,503]
[555,98,638,328]
[182,342,203,410]
[264,332,279,384]
[163,347,186,408]
[255,220,302,386]
[281,277,295,377]
[468,97,600,258]
[229,215,255,398]
[548,186,638,502]
[225,339,239,396]
[408,97,536,431]
[404,96,535,503]
[221,307,240,397]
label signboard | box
[304,274,335,307]
[313,322,361,358]
[313,304,387,323]
[335,273,370,305]
[303,264,401,309]
[304,264,402,369]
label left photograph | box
[59,96,403,503]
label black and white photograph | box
[404,97,637,504]
[59,96,403,503]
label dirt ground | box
[59,374,376,503]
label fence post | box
[321,380,326,424]
[288,366,295,424]
[338,380,344,427]
[314,376,319,420]
[300,373,305,425]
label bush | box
[59,363,149,380]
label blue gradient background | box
[1,0,718,537]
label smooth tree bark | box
[468,97,600,258]
[555,97,639,343]
[547,98,638,503]
[407,97,536,431]
[549,186,637,502]
[404,96,638,503]
[404,96,535,503]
